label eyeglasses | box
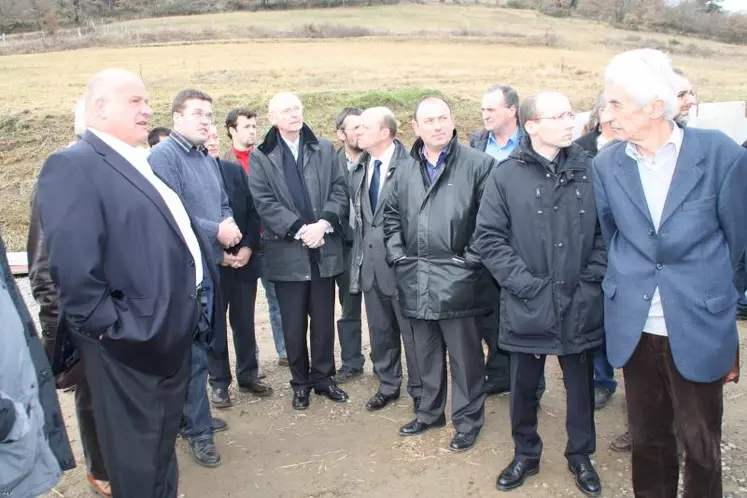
[677,89,696,99]
[186,110,213,122]
[533,111,575,122]
[277,105,303,117]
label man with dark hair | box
[672,69,698,128]
[148,127,171,148]
[249,92,349,410]
[149,88,239,469]
[224,108,288,369]
[384,95,496,452]
[203,124,271,410]
[350,107,422,412]
[333,106,364,383]
[477,92,604,496]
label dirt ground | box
[21,282,747,498]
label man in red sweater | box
[220,109,289,393]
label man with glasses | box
[149,89,239,468]
[333,107,365,383]
[249,92,349,411]
[475,92,604,496]
[673,69,698,128]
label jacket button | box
[189,260,195,267]
[557,242,564,248]
[553,205,558,211]
[644,294,651,300]
[648,229,655,236]
[369,244,373,248]
[189,293,196,299]
[656,263,663,270]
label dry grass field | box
[1,3,747,252]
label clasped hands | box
[298,220,330,249]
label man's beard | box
[674,113,689,128]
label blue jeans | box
[181,271,215,444]
[593,344,617,393]
[256,253,287,359]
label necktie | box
[369,159,382,211]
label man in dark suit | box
[249,92,350,410]
[36,68,219,498]
[204,124,272,407]
[349,107,422,412]
[594,49,747,497]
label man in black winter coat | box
[383,95,496,453]
[474,92,605,497]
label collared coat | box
[248,124,348,282]
[383,132,496,319]
[474,139,606,356]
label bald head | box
[84,68,152,147]
[268,92,303,137]
[356,106,398,156]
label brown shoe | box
[86,473,112,497]
[278,357,289,367]
[238,380,274,397]
[610,431,631,452]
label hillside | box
[1,4,747,250]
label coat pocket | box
[0,408,36,493]
[573,278,604,337]
[705,291,739,314]
[503,282,555,338]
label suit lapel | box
[659,130,705,229]
[372,162,399,222]
[612,151,654,227]
[84,132,188,248]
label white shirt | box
[90,128,204,287]
[282,136,300,161]
[625,123,684,336]
[367,142,396,202]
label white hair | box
[267,92,301,113]
[604,49,678,120]
[74,96,87,138]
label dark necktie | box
[369,159,382,211]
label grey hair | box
[74,96,87,138]
[518,96,539,131]
[604,49,678,120]
[485,84,520,110]
[584,92,607,134]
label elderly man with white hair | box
[248,92,350,410]
[593,49,747,497]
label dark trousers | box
[483,284,546,397]
[624,333,723,498]
[363,283,422,399]
[593,342,618,392]
[336,243,363,370]
[75,376,108,481]
[208,264,259,390]
[72,332,189,498]
[510,351,595,465]
[735,252,747,308]
[274,265,336,390]
[411,316,485,434]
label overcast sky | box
[722,0,746,12]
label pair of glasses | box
[677,89,696,99]
[534,111,575,122]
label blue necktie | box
[369,159,382,211]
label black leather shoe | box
[292,388,310,410]
[314,383,349,403]
[449,432,478,452]
[211,417,228,433]
[365,391,400,411]
[335,366,363,384]
[568,461,602,497]
[398,416,446,436]
[188,439,221,468]
[484,380,510,396]
[413,396,421,413]
[593,387,614,410]
[210,387,232,409]
[496,459,540,491]
[238,380,274,397]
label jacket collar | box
[510,135,588,173]
[353,139,409,173]
[410,130,459,164]
[257,123,318,155]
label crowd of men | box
[2,47,747,498]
